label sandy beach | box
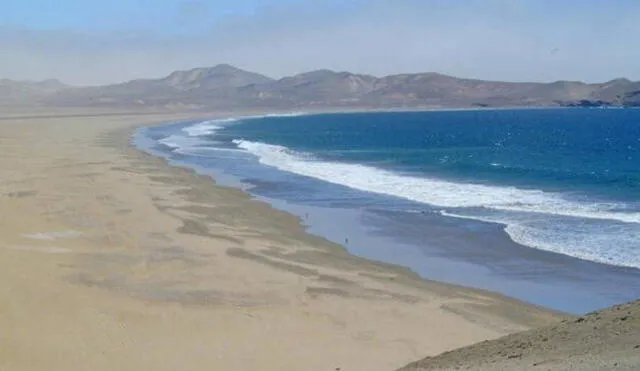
[0,110,565,371]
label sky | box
[1,0,639,85]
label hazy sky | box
[1,0,639,85]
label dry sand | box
[0,110,564,371]
[399,300,640,371]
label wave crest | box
[233,140,640,224]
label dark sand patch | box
[177,218,243,245]
[227,247,319,277]
[6,190,37,198]
[306,286,351,298]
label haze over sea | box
[136,109,640,314]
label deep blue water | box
[136,109,640,314]
[227,110,640,200]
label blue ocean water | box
[136,109,640,313]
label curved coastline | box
[133,111,640,315]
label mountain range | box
[3,64,640,109]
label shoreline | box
[130,118,573,311]
[127,117,563,314]
[134,111,640,315]
[0,109,566,371]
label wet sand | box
[0,110,565,371]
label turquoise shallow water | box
[136,109,640,313]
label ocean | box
[135,109,640,314]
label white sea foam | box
[159,118,239,152]
[234,139,640,269]
[440,210,640,269]
[234,140,640,224]
[159,134,206,152]
[159,113,309,155]
[505,223,640,269]
[182,120,224,137]
[181,112,308,138]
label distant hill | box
[161,64,273,91]
[237,69,378,107]
[0,78,68,104]
[35,64,274,108]
[4,64,640,109]
[399,299,640,371]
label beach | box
[0,110,566,371]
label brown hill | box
[237,69,378,107]
[161,64,273,91]
[399,299,640,371]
